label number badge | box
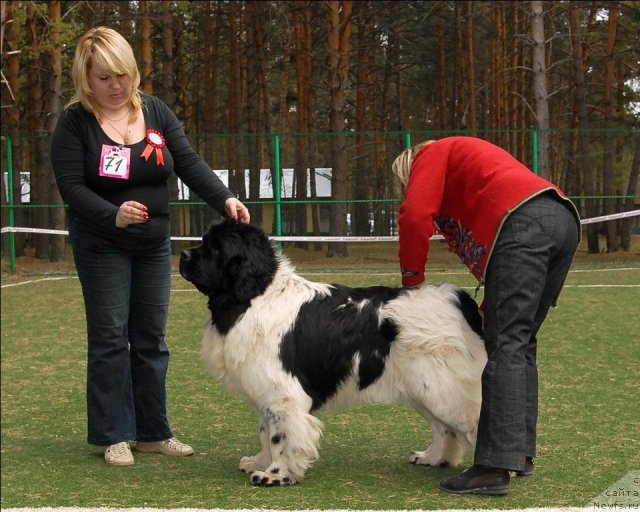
[99,144,131,180]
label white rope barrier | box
[577,209,640,225]
[1,227,69,235]
[2,209,639,242]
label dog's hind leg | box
[248,401,323,487]
[239,416,272,474]
[410,409,465,468]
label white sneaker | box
[104,442,134,466]
[136,437,194,457]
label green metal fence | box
[2,128,639,273]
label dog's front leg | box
[248,401,323,487]
[239,416,272,474]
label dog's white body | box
[181,220,486,486]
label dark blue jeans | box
[69,213,174,446]
[474,193,579,471]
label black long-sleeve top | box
[51,93,233,238]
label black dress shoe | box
[439,464,510,495]
[515,457,535,478]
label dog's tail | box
[454,289,484,339]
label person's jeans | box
[69,213,174,446]
[474,193,579,471]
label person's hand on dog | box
[225,197,251,223]
[116,200,148,228]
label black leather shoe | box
[515,457,535,478]
[439,465,510,495]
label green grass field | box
[1,241,639,510]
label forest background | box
[1,0,639,263]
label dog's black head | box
[179,219,278,307]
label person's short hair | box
[391,140,435,186]
[68,27,142,120]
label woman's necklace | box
[103,111,132,146]
[103,109,131,123]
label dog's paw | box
[250,470,297,487]
[409,450,450,467]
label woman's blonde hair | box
[67,27,142,122]
[391,140,435,186]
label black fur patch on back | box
[452,288,484,338]
[278,285,401,411]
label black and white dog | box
[179,219,486,487]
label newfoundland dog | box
[179,219,486,486]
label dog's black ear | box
[227,255,256,303]
[228,256,276,303]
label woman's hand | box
[224,197,251,223]
[116,200,148,228]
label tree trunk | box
[203,1,222,169]
[26,3,48,260]
[294,1,311,244]
[117,1,132,41]
[509,2,521,156]
[517,2,529,161]
[620,132,639,251]
[277,16,294,135]
[175,14,191,131]
[301,3,320,247]
[494,4,506,145]
[435,3,446,130]
[139,1,153,94]
[454,2,465,128]
[354,1,370,237]
[570,2,599,253]
[246,0,268,228]
[465,0,477,131]
[531,0,550,180]
[48,1,66,262]
[159,1,181,252]
[602,3,619,252]
[326,0,352,258]
[224,2,244,200]
[159,2,176,108]
[3,2,26,257]
[174,13,193,238]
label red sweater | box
[398,137,579,286]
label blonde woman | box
[51,27,249,466]
[392,136,580,495]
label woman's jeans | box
[69,213,174,446]
[474,193,579,471]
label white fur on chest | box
[200,261,330,407]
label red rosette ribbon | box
[141,129,166,166]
